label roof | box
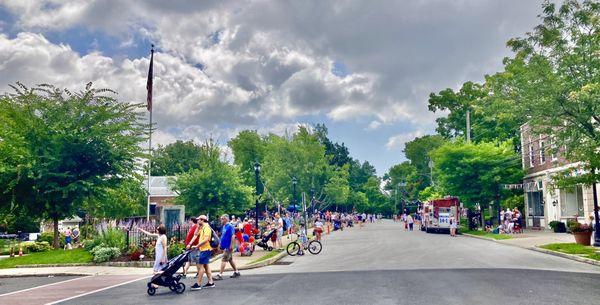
[143,176,179,196]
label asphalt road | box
[64,221,600,305]
[0,276,81,295]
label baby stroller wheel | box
[169,285,177,292]
[175,282,186,294]
[147,287,156,296]
[267,246,273,251]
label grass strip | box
[0,248,93,269]
[248,250,281,265]
[463,230,512,240]
[539,243,600,262]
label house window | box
[529,145,535,167]
[539,140,545,164]
[560,186,584,217]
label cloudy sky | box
[0,0,543,175]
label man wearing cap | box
[181,217,199,278]
[186,215,215,290]
[214,214,240,280]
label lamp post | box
[592,168,600,247]
[398,182,406,214]
[292,176,298,209]
[254,161,261,231]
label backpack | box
[209,226,220,248]
[282,218,288,231]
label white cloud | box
[385,130,425,151]
[0,0,543,172]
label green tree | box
[151,140,204,176]
[502,0,600,185]
[0,83,146,248]
[323,165,350,210]
[260,127,330,207]
[83,176,147,219]
[228,130,266,186]
[172,141,253,217]
[430,141,523,210]
[428,82,487,140]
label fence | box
[124,223,193,247]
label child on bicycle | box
[298,223,308,256]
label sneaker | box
[203,282,215,288]
[230,272,241,278]
[214,274,223,281]
[190,283,202,291]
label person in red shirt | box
[181,217,199,277]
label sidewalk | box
[474,229,578,249]
[0,224,333,277]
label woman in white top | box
[139,225,168,275]
[449,215,457,237]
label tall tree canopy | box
[173,141,253,218]
[501,0,600,185]
[430,141,523,209]
[0,83,146,247]
[151,140,204,176]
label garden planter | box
[573,231,592,246]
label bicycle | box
[286,231,322,256]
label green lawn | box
[462,230,512,240]
[540,243,600,261]
[248,250,282,265]
[0,248,93,269]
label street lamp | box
[254,161,261,231]
[292,176,298,208]
[398,182,406,214]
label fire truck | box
[421,197,461,233]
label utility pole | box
[466,108,471,143]
[254,162,261,231]
[428,159,435,187]
[592,167,600,247]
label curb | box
[530,247,600,267]
[8,254,223,270]
[0,273,90,278]
[240,250,288,270]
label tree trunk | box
[53,217,60,249]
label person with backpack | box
[186,214,215,290]
[214,214,241,280]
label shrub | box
[93,227,126,251]
[24,241,52,253]
[83,239,101,252]
[39,232,66,248]
[167,242,185,258]
[90,244,121,263]
[548,221,561,229]
[568,221,593,233]
[127,244,141,261]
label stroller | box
[255,228,276,251]
[147,250,190,295]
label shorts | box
[276,229,283,240]
[199,250,212,265]
[189,249,200,263]
[65,236,71,244]
[222,249,233,262]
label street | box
[57,220,600,305]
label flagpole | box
[146,45,155,222]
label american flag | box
[146,45,154,112]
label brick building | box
[145,176,184,227]
[520,123,598,229]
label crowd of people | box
[138,209,375,291]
